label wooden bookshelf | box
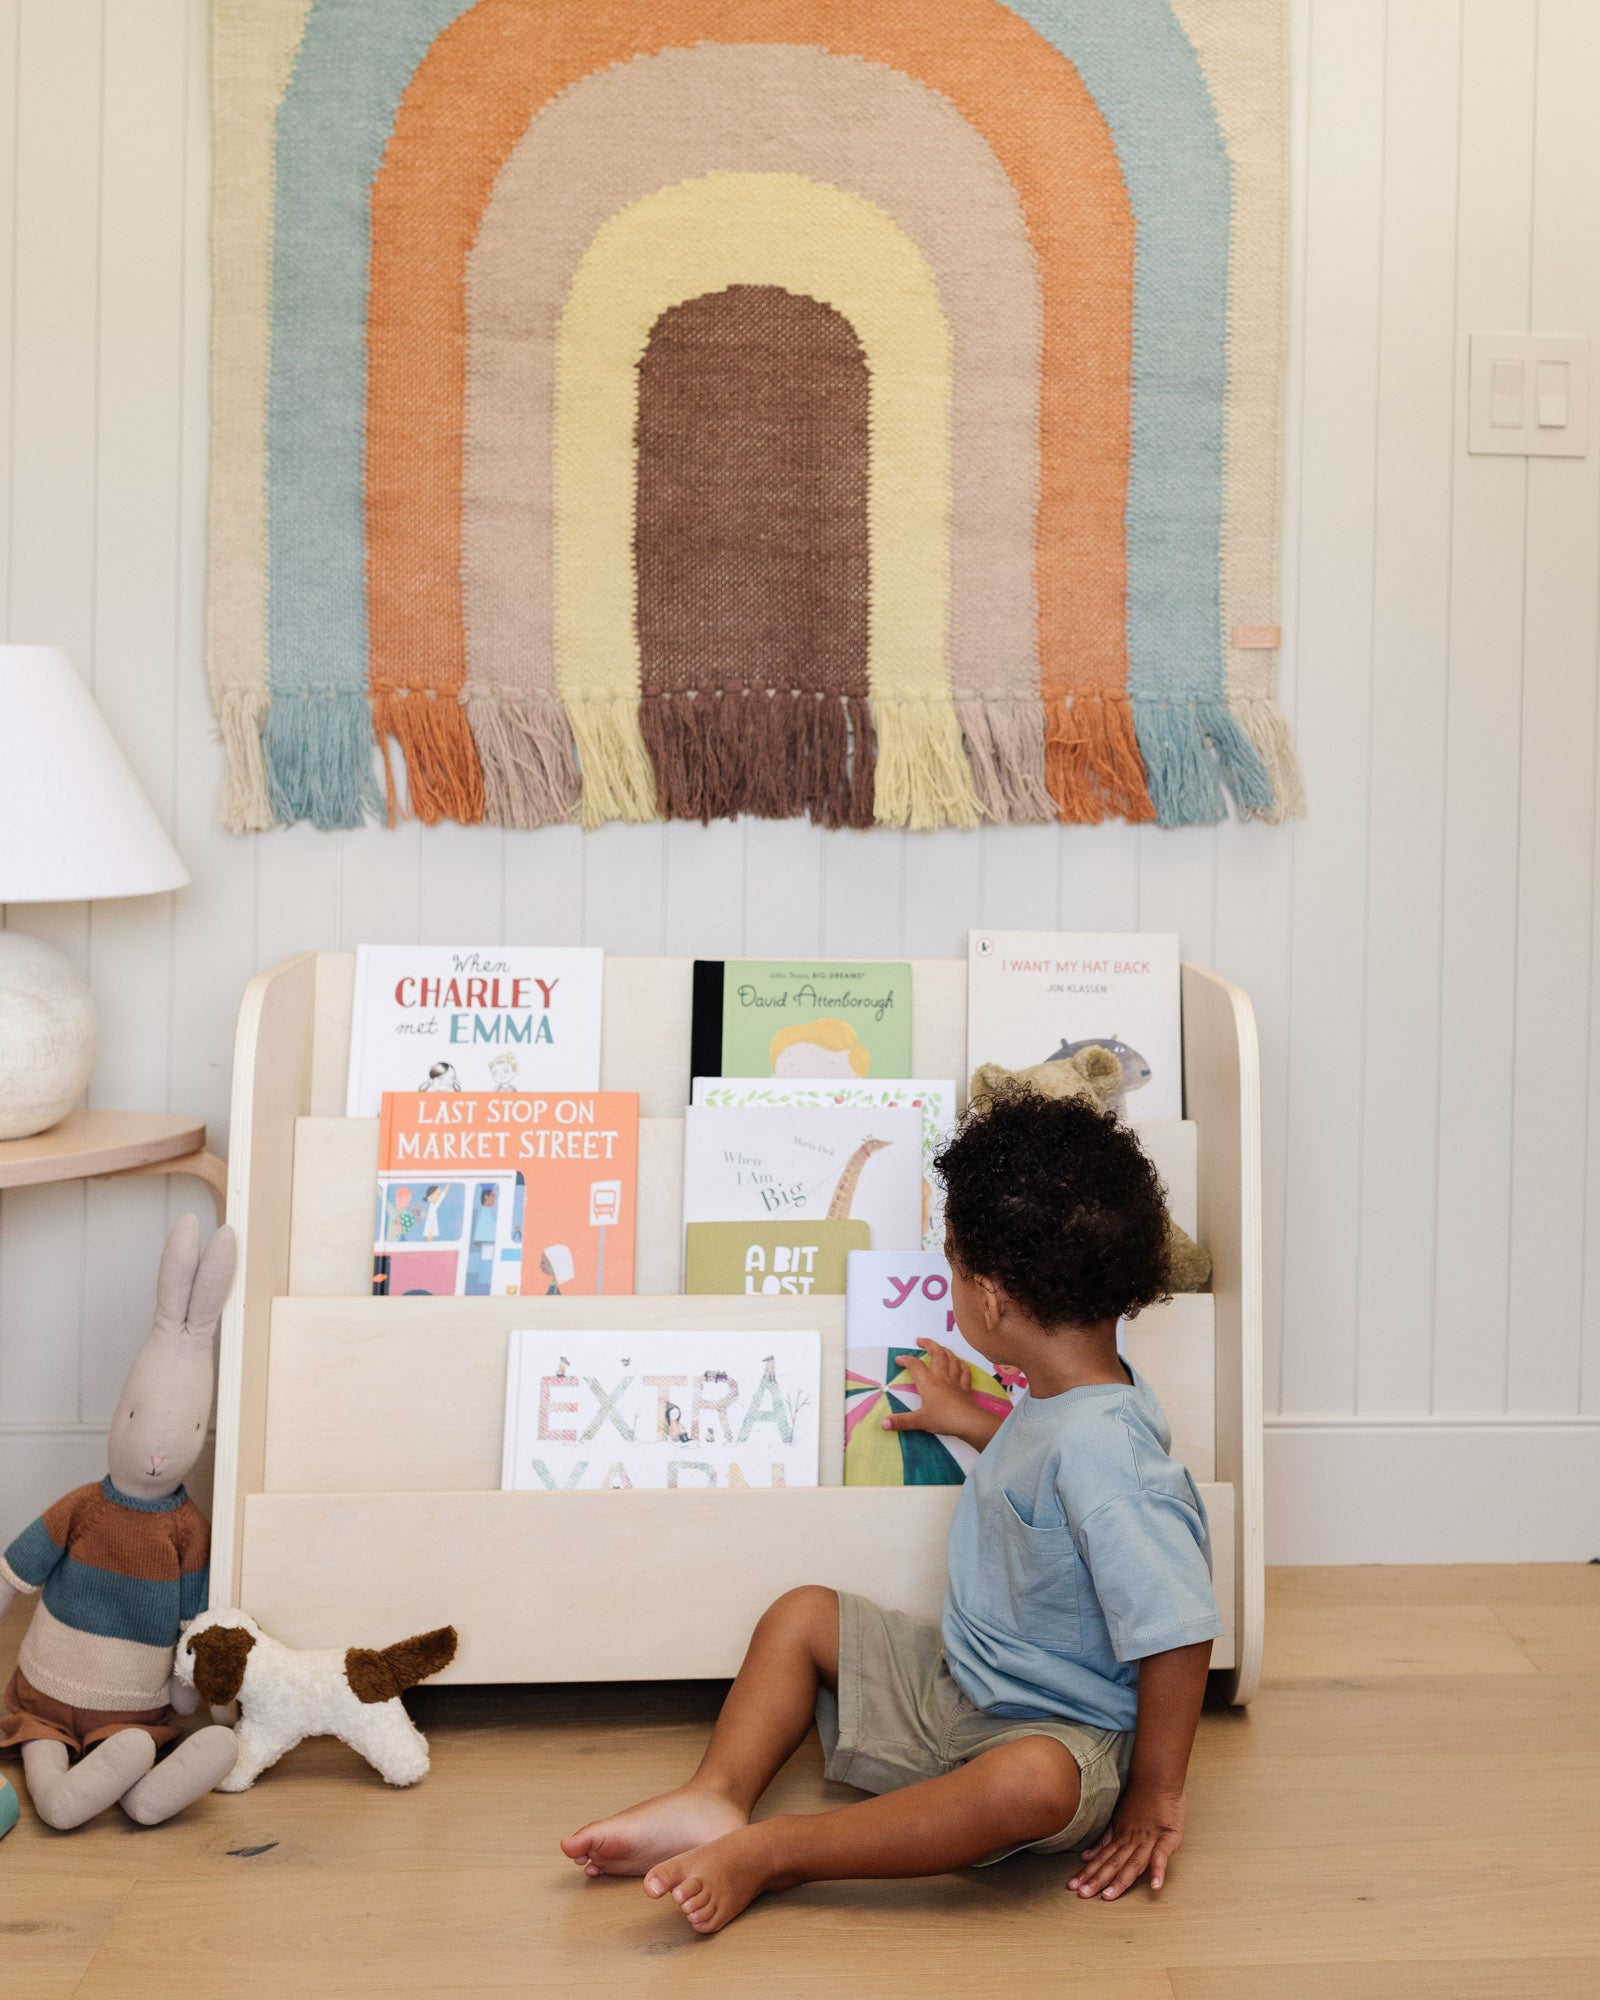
[210,954,1263,1702]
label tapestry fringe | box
[1231,693,1306,821]
[872,698,982,832]
[1045,693,1158,824]
[216,685,275,833]
[371,687,486,827]
[264,687,382,831]
[954,697,1055,823]
[465,689,581,827]
[638,689,874,829]
[1131,695,1276,827]
[566,694,661,829]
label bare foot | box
[561,1784,748,1878]
[644,1823,790,1935]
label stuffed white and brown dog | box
[174,1609,457,1790]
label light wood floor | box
[3,1566,1597,1999]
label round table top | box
[0,1110,209,1189]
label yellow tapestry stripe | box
[553,169,978,830]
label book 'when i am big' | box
[345,945,603,1116]
[373,1091,637,1299]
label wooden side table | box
[0,1110,227,1220]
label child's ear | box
[978,1274,1003,1331]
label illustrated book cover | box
[684,1219,869,1297]
[501,1330,821,1490]
[691,1077,955,1250]
[345,945,603,1115]
[372,1091,637,1298]
[965,931,1181,1121]
[844,1250,1023,1486]
[681,1104,925,1276]
[690,959,913,1084]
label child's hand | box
[882,1340,1004,1452]
[1070,1784,1185,1900]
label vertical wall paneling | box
[1430,0,1538,1413]
[79,0,190,1421]
[0,0,107,1433]
[1352,0,1461,1413]
[4,1,1600,1546]
[1277,0,1388,1413]
[1504,0,1600,1412]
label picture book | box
[372,1091,637,1298]
[681,1104,926,1270]
[501,1330,821,1490]
[690,959,913,1084]
[692,1078,955,1250]
[843,1250,1023,1486]
[965,930,1182,1121]
[684,1219,869,1297]
[345,945,603,1116]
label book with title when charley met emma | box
[345,945,603,1116]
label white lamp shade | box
[0,646,189,902]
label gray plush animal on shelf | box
[0,1216,240,1828]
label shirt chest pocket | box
[991,1489,1082,1652]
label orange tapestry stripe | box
[364,0,1146,819]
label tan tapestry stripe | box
[1171,0,1305,818]
[207,0,315,832]
[464,42,1050,827]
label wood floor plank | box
[1170,1961,1600,1999]
[1489,1602,1600,1674]
[1264,1604,1539,1678]
[5,1571,1598,1994]
[0,1873,135,2000]
[1267,1564,1600,1608]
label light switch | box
[1491,359,1524,427]
[1469,334,1588,456]
[1537,360,1568,428]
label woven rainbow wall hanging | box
[208,0,1303,835]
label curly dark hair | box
[935,1084,1170,1328]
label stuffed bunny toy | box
[0,1215,239,1828]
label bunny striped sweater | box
[1,1479,209,1709]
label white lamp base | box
[0,931,98,1140]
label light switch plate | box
[1469,334,1588,456]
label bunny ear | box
[153,1214,202,1335]
[184,1224,238,1342]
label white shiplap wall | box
[1,0,1597,1559]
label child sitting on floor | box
[563,1085,1222,1934]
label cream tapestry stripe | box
[465,44,1047,827]
[554,170,977,831]
[207,0,315,832]
[1171,0,1305,818]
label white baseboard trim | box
[1265,1413,1600,1563]
[0,1422,216,1531]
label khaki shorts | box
[0,1667,183,1757]
[815,1592,1131,1863]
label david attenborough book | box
[965,930,1181,1121]
[501,1330,821,1490]
[681,1103,925,1279]
[690,959,913,1085]
[691,1077,956,1251]
[372,1091,637,1298]
[345,945,603,1116]
[843,1250,1023,1487]
[683,1219,869,1297]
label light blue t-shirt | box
[942,1362,1222,1733]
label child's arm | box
[881,1339,1006,1452]
[1069,1637,1212,1900]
